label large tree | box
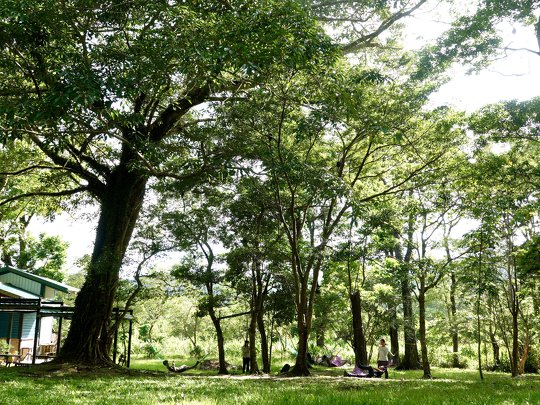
[0,0,331,364]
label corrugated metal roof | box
[0,266,78,294]
[0,281,40,299]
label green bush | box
[142,343,162,359]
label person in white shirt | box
[377,339,393,379]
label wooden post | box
[56,303,64,356]
[32,300,42,365]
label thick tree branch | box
[0,187,88,207]
[27,133,107,197]
[149,83,212,142]
[0,164,75,177]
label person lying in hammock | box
[163,360,199,373]
[344,361,393,379]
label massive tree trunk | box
[59,164,147,364]
[350,291,368,366]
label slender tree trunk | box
[511,307,519,377]
[518,333,529,375]
[257,310,270,373]
[418,287,431,379]
[489,325,500,367]
[59,165,147,364]
[249,300,259,374]
[507,234,520,377]
[291,272,311,376]
[350,291,368,366]
[388,305,400,365]
[394,222,420,370]
[293,319,310,376]
[476,230,484,381]
[449,272,460,368]
[209,313,228,375]
[476,298,483,380]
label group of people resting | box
[344,339,394,379]
[163,338,394,377]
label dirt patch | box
[198,359,238,371]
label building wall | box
[0,274,41,296]
[43,286,56,299]
[40,317,53,344]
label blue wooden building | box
[0,265,78,359]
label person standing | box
[377,339,393,379]
[242,340,251,373]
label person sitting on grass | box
[163,360,199,373]
[344,363,388,379]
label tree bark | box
[511,305,519,377]
[257,309,270,373]
[291,265,312,376]
[388,305,400,365]
[350,291,368,366]
[248,303,260,374]
[489,324,500,367]
[394,222,420,370]
[418,288,431,378]
[59,163,147,364]
[292,318,311,376]
[399,274,421,369]
[209,312,228,375]
[449,272,460,368]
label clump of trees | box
[1,0,539,379]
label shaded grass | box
[1,361,539,404]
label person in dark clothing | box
[280,363,291,374]
[242,340,250,373]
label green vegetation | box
[1,1,540,400]
[1,363,539,404]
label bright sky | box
[28,6,540,273]
[429,27,540,111]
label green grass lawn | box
[1,359,539,404]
